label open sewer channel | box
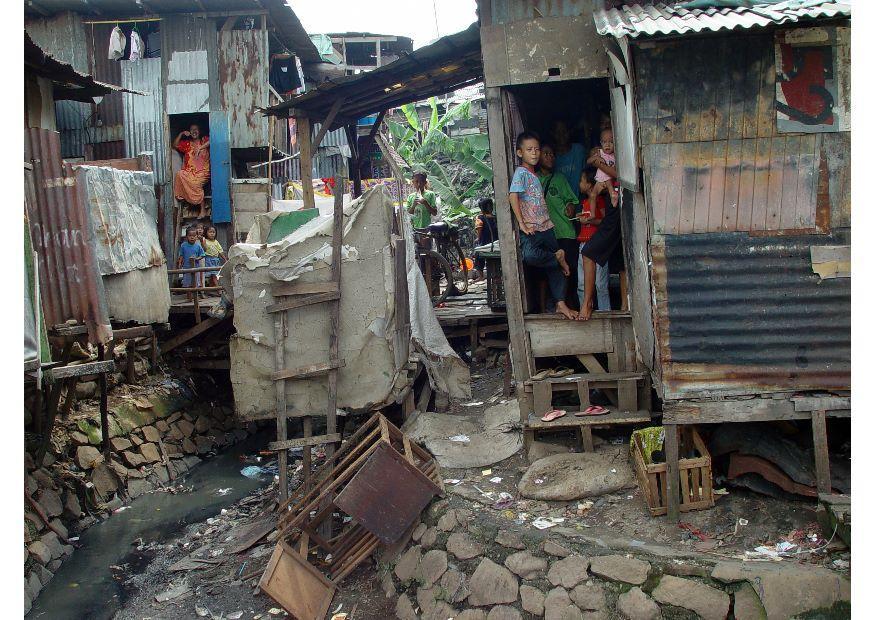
[28,431,274,620]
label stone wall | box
[24,384,256,613]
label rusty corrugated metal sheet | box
[218,28,269,149]
[594,1,851,39]
[651,231,850,400]
[87,24,124,129]
[24,128,112,344]
[491,0,587,24]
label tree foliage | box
[386,97,492,221]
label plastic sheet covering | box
[76,165,170,323]
[222,185,469,420]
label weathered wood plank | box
[272,281,339,297]
[272,360,345,381]
[665,424,680,521]
[765,135,786,231]
[524,316,613,357]
[736,138,758,231]
[46,360,115,381]
[266,291,340,313]
[811,410,831,494]
[722,139,742,231]
[678,142,698,233]
[692,140,712,233]
[750,137,772,231]
[707,140,727,231]
[268,434,341,451]
[780,134,802,230]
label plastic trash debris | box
[228,613,244,620]
[215,488,232,496]
[195,605,210,617]
[714,488,729,496]
[489,476,503,483]
[113,506,130,513]
[443,478,462,485]
[462,401,485,407]
[493,492,514,509]
[534,478,544,485]
[448,435,471,443]
[738,518,749,526]
[532,517,565,530]
[481,469,492,476]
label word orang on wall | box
[775,27,849,133]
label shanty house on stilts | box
[476,0,850,519]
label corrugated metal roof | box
[593,1,851,39]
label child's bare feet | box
[556,301,578,320]
[578,298,593,321]
[555,249,571,277]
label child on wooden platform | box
[177,226,205,301]
[202,225,227,289]
[576,169,611,312]
[508,131,577,320]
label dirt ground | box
[110,359,849,619]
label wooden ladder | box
[269,179,346,506]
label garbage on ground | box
[492,492,514,510]
[241,465,279,479]
[532,516,565,530]
[448,435,470,443]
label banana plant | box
[386,97,493,221]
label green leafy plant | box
[386,97,493,221]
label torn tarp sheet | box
[222,185,469,420]
[77,165,170,324]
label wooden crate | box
[631,427,714,517]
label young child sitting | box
[177,226,206,301]
[576,169,610,312]
[587,128,617,185]
[202,225,227,289]
[508,131,576,320]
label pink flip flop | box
[575,405,609,416]
[540,409,567,422]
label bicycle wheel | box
[445,241,469,295]
[420,249,454,306]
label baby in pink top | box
[588,128,617,184]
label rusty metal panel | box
[24,128,111,344]
[121,57,167,192]
[651,231,850,400]
[87,24,124,130]
[218,29,269,149]
[335,441,439,544]
[25,12,89,74]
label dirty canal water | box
[28,432,273,620]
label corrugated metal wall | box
[24,128,111,344]
[55,100,91,158]
[87,23,125,136]
[651,231,850,399]
[219,28,269,148]
[25,12,89,74]
[121,58,168,193]
[163,16,214,115]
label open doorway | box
[169,112,211,221]
[505,78,625,315]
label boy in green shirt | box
[539,144,581,310]
[406,171,438,229]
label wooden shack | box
[476,0,850,518]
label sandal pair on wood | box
[531,367,574,381]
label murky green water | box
[28,433,271,620]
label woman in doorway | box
[173,124,211,218]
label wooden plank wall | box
[635,32,847,236]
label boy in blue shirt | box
[508,131,577,320]
[177,226,206,301]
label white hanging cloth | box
[108,26,127,61]
[129,30,144,62]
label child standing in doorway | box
[588,128,617,185]
[177,226,206,301]
[509,131,577,320]
[202,225,227,290]
[576,169,610,311]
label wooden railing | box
[167,257,223,324]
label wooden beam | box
[160,317,226,354]
[221,15,237,31]
[272,281,339,297]
[665,424,680,521]
[812,410,832,494]
[275,310,289,505]
[268,434,341,451]
[266,291,340,313]
[272,360,345,381]
[45,360,115,382]
[312,98,346,150]
[483,86,528,414]
[297,115,315,210]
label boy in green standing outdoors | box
[539,143,581,310]
[406,170,438,230]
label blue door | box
[209,111,232,223]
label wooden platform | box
[527,407,651,431]
[169,293,223,315]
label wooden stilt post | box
[98,343,110,457]
[812,410,832,494]
[297,116,315,211]
[665,424,680,521]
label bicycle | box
[414,222,470,305]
